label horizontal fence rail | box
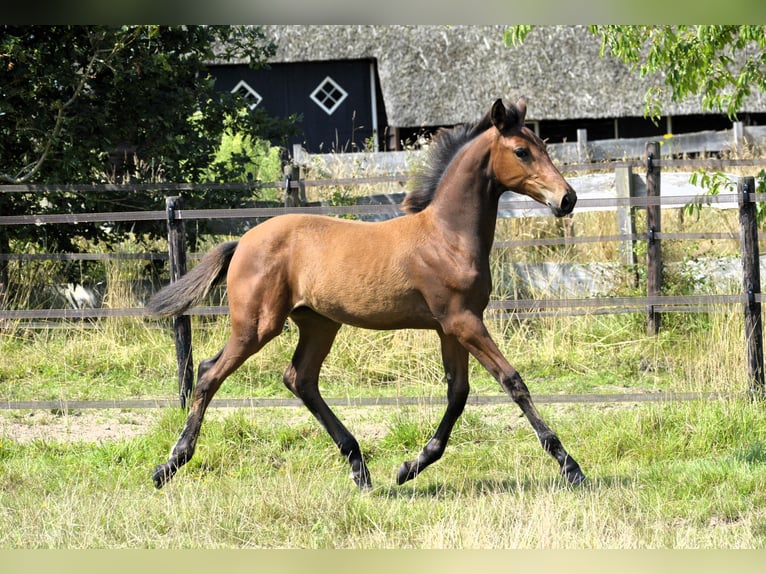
[2,191,765,227]
[0,230,746,263]
[1,294,759,322]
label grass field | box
[1,302,765,548]
[1,396,765,548]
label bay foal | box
[147,98,586,489]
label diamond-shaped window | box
[231,80,262,110]
[310,76,348,115]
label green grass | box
[3,299,758,548]
[1,399,765,548]
[0,300,750,403]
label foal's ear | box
[491,97,527,131]
[490,99,508,131]
[515,96,527,124]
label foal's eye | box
[514,148,530,159]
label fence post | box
[738,176,765,398]
[0,227,8,306]
[284,163,306,207]
[577,129,589,163]
[166,196,194,408]
[615,166,637,271]
[646,142,662,335]
[733,121,745,153]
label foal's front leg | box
[448,312,586,485]
[397,333,470,484]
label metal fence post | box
[166,196,194,408]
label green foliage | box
[502,25,533,48]
[590,25,766,121]
[205,116,284,203]
[688,169,766,224]
[686,170,737,222]
[208,132,281,186]
[0,25,297,253]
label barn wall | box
[211,59,388,154]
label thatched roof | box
[216,25,766,127]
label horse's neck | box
[427,133,500,254]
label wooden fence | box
[1,144,766,407]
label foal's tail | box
[145,241,239,317]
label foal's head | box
[488,98,576,217]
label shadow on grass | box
[369,473,634,499]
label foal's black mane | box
[402,101,520,214]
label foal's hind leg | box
[283,309,372,490]
[397,333,469,484]
[153,316,285,489]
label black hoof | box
[152,464,175,489]
[351,464,372,491]
[396,461,418,485]
[353,473,372,491]
[561,459,587,485]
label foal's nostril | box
[559,191,576,215]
